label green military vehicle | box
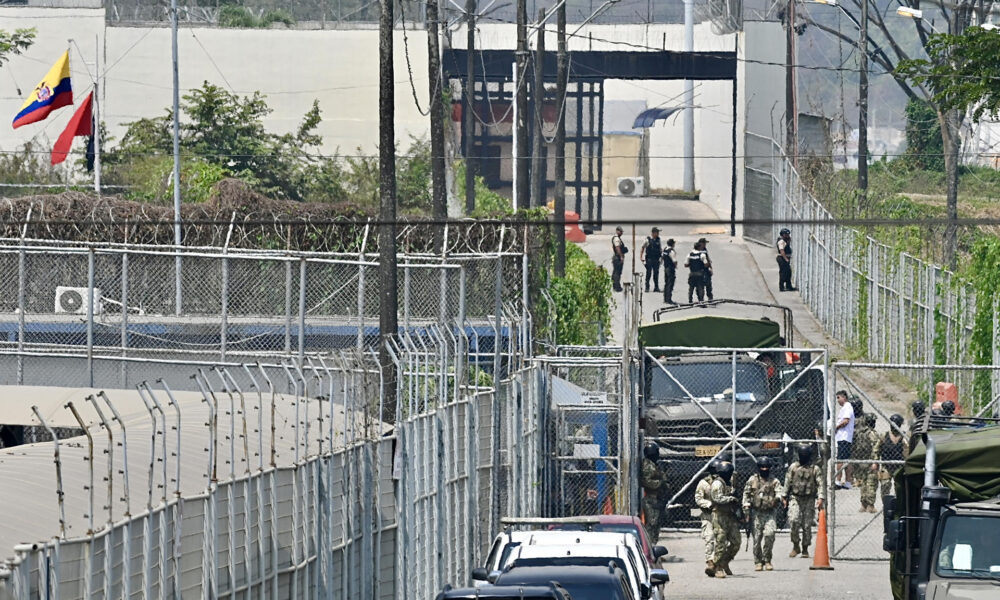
[638,300,825,527]
[884,416,1000,600]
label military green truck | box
[884,416,1000,600]
[638,300,825,527]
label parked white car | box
[523,532,667,600]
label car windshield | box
[497,542,521,570]
[935,515,1000,579]
[648,361,770,403]
[550,522,639,539]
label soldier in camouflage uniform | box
[783,444,825,558]
[741,457,786,571]
[855,413,881,513]
[640,441,666,543]
[710,461,741,578]
[875,414,908,500]
[694,459,721,577]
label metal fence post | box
[121,249,129,388]
[358,263,366,348]
[16,245,25,385]
[221,256,229,362]
[87,247,96,388]
[285,259,293,354]
[299,258,308,361]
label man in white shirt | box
[834,390,855,489]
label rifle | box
[744,506,752,551]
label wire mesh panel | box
[0,355,547,600]
[827,362,1000,561]
[543,358,629,518]
[641,347,828,529]
[0,242,529,387]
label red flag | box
[51,91,93,165]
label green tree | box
[899,26,1000,122]
[804,1,991,266]
[903,98,944,172]
[105,82,327,201]
[0,28,34,66]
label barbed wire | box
[0,217,997,227]
[1,147,993,160]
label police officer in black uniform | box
[641,227,663,293]
[698,238,714,301]
[776,228,797,292]
[662,238,678,305]
[685,242,708,304]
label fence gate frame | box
[641,345,830,527]
[536,354,635,518]
[827,361,1000,561]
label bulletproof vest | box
[663,247,676,271]
[748,475,780,510]
[853,428,875,460]
[687,251,706,272]
[646,237,662,262]
[881,434,906,462]
[641,459,663,494]
[788,464,818,497]
[777,237,793,256]
[612,235,628,256]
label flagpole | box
[93,35,101,196]
[171,0,183,315]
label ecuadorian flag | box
[12,51,73,129]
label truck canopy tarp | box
[900,425,1000,503]
[639,315,781,349]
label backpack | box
[788,464,818,496]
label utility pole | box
[427,0,447,240]
[785,0,797,166]
[378,0,398,422]
[530,8,546,209]
[515,0,530,211]
[682,0,695,192]
[554,2,567,276]
[464,0,476,213]
[170,0,183,315]
[857,0,869,203]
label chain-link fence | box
[826,362,1000,561]
[104,0,713,26]
[542,356,633,518]
[0,346,545,599]
[0,240,527,388]
[641,346,828,529]
[749,134,982,371]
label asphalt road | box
[656,530,891,599]
[578,195,840,349]
[579,195,892,598]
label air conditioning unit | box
[616,176,645,196]
[55,286,103,315]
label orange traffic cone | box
[809,508,834,570]
[564,212,587,243]
[603,492,615,515]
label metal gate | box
[827,362,1000,561]
[539,354,635,518]
[642,346,829,528]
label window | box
[935,515,1000,578]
